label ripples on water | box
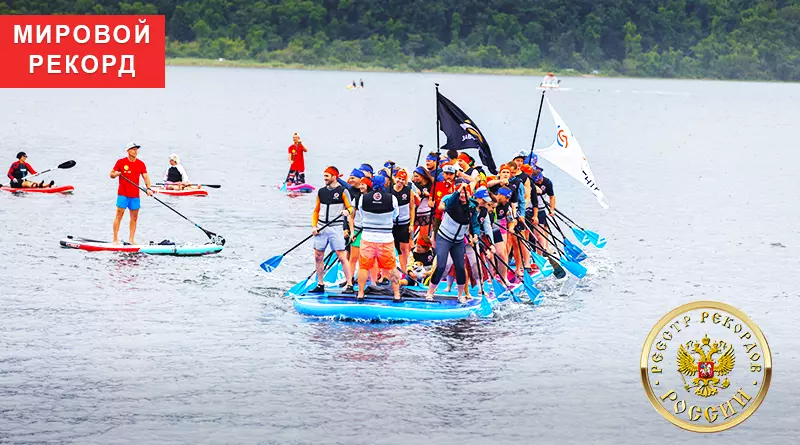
[1,69,799,443]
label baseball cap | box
[442,164,456,174]
[474,187,490,200]
[513,150,529,160]
[126,142,141,150]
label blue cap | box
[350,169,365,179]
[359,163,373,174]
[498,187,512,198]
[372,175,387,190]
[474,187,490,200]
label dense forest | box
[3,0,799,80]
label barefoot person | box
[110,142,153,245]
[286,132,307,186]
[7,152,54,188]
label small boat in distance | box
[539,72,561,89]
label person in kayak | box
[7,152,54,188]
[425,183,481,303]
[161,153,199,190]
[354,175,400,301]
[391,168,416,272]
[311,166,355,294]
[286,133,307,186]
[110,142,153,245]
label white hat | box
[442,164,456,173]
[126,142,141,150]
[513,149,529,159]
[169,153,180,163]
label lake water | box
[1,67,799,444]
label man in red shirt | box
[110,142,153,245]
[286,132,307,185]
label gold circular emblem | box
[123,165,129,171]
[640,301,771,433]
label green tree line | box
[3,0,799,80]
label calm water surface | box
[1,68,799,444]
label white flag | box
[533,98,609,209]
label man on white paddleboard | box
[110,142,153,245]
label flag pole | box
[526,90,546,165]
[429,83,442,234]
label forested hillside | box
[3,0,799,80]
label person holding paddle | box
[7,152,55,188]
[110,142,153,245]
[161,153,200,190]
[286,132,307,186]
[311,166,355,294]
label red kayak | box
[1,185,74,194]
[151,187,208,196]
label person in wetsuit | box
[7,152,54,188]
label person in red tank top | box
[110,142,153,245]
[285,132,308,185]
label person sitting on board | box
[286,132,307,186]
[531,170,556,257]
[354,175,401,301]
[110,142,153,245]
[401,234,436,287]
[161,153,199,190]
[425,182,481,303]
[310,166,354,294]
[391,168,416,273]
[541,72,558,86]
[7,152,54,188]
[411,166,435,245]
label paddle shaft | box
[119,174,223,243]
[23,160,75,180]
[476,238,515,295]
[158,182,221,188]
[553,208,585,231]
[282,215,344,257]
[415,144,423,167]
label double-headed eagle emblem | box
[677,335,735,398]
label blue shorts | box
[116,195,141,210]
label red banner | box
[0,15,165,88]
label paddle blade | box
[560,256,587,279]
[585,230,607,248]
[260,255,283,272]
[523,272,543,305]
[493,279,509,301]
[563,238,588,262]
[324,261,342,283]
[280,182,287,191]
[58,160,76,169]
[571,227,590,246]
[477,294,493,317]
[531,252,553,277]
[203,184,222,188]
[549,257,567,279]
[286,277,310,296]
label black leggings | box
[431,233,466,285]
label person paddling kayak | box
[7,152,54,188]
[162,153,199,190]
[110,142,153,245]
[286,132,307,186]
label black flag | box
[437,91,497,174]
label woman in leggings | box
[425,183,480,303]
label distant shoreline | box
[166,57,595,78]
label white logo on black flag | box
[437,91,498,174]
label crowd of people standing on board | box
[302,142,557,304]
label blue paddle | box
[522,268,544,305]
[570,227,590,246]
[477,293,493,317]
[554,208,607,249]
[260,215,344,272]
[563,237,588,262]
[286,250,337,296]
[478,238,523,303]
